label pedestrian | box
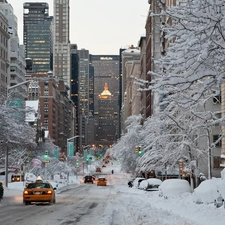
[112,170,114,174]
[128,181,133,188]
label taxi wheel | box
[23,201,30,205]
[49,197,56,205]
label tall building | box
[89,55,120,141]
[37,72,75,153]
[138,36,147,119]
[70,44,79,136]
[0,11,10,95]
[23,2,53,75]
[77,49,90,116]
[77,49,90,149]
[97,83,118,146]
[121,46,140,133]
[53,0,71,91]
[1,0,26,98]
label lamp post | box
[5,80,31,188]
[66,135,84,157]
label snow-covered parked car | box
[133,177,145,189]
[213,169,225,208]
[192,178,220,204]
[139,178,162,191]
[159,179,191,198]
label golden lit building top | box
[99,83,112,99]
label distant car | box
[159,179,191,198]
[97,178,107,186]
[102,165,106,167]
[23,181,56,205]
[133,177,146,189]
[11,174,24,182]
[84,176,94,184]
[96,168,102,172]
[139,178,162,191]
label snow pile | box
[159,179,192,198]
[193,178,220,204]
[139,178,162,190]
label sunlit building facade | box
[89,55,120,141]
[96,83,118,146]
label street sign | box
[42,160,50,163]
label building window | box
[44,119,48,124]
[44,104,48,108]
[213,135,222,147]
[44,98,48,102]
[215,113,222,118]
[213,94,221,104]
[213,156,221,168]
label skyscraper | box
[23,2,53,75]
[96,83,118,146]
[0,6,10,95]
[53,0,71,91]
[78,49,90,116]
[1,0,26,98]
[89,55,120,141]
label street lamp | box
[66,135,84,157]
[5,80,31,188]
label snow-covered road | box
[1,163,225,225]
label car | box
[139,178,162,191]
[84,176,94,184]
[96,168,102,172]
[11,174,24,182]
[23,181,56,205]
[159,179,191,198]
[97,178,107,186]
[133,177,146,189]
[193,178,220,204]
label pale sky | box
[7,0,149,55]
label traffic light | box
[135,146,139,153]
[86,158,89,162]
[138,148,142,155]
[44,150,48,158]
[76,161,79,166]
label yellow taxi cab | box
[97,178,107,186]
[23,178,56,205]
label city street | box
[1,162,224,225]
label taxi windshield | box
[27,183,50,189]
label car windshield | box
[99,178,105,181]
[27,183,50,189]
